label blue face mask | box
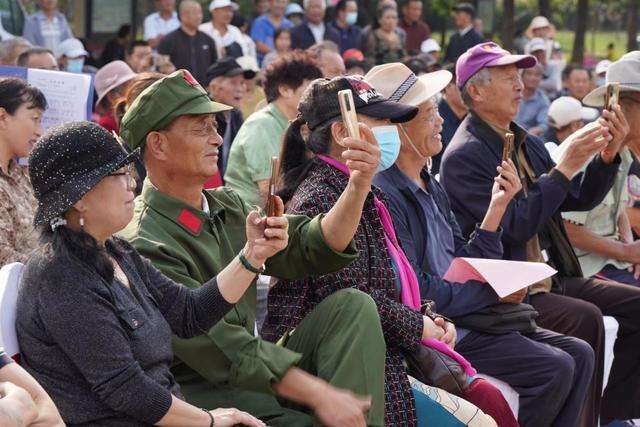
[346,11,358,25]
[371,125,401,173]
[596,77,606,87]
[66,58,84,74]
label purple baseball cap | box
[456,42,537,88]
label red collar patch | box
[183,70,199,87]
[178,209,203,235]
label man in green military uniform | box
[119,69,387,426]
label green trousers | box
[189,288,386,426]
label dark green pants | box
[189,288,386,426]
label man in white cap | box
[545,96,598,144]
[526,37,561,98]
[199,0,246,59]
[368,62,591,427]
[54,37,90,74]
[525,16,560,61]
[561,54,640,425]
[420,38,441,62]
[595,59,611,87]
[441,41,639,427]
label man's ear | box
[0,107,9,131]
[278,84,293,100]
[468,82,484,104]
[145,131,170,161]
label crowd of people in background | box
[1,0,640,427]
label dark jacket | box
[216,108,244,178]
[443,28,484,64]
[374,165,499,318]
[290,21,341,50]
[16,237,232,426]
[157,28,217,86]
[262,158,424,426]
[440,113,619,280]
[434,97,465,175]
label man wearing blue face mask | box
[329,0,362,54]
[53,37,89,74]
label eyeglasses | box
[189,121,219,138]
[109,165,136,190]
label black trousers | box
[530,277,640,425]
[457,328,593,427]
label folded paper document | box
[443,258,557,298]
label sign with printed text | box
[0,66,94,130]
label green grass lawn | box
[554,30,628,60]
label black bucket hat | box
[29,121,139,227]
[298,75,418,131]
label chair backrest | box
[0,263,24,359]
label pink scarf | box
[317,155,476,377]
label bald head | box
[179,0,203,31]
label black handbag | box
[453,302,539,335]
[405,301,470,395]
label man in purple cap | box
[441,41,640,427]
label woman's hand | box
[422,316,445,341]
[342,124,381,192]
[244,196,289,266]
[434,318,457,349]
[209,408,266,427]
[490,159,522,210]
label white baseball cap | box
[529,16,551,31]
[584,53,640,107]
[548,96,598,129]
[420,38,441,54]
[236,55,259,73]
[595,60,612,76]
[54,38,88,59]
[526,37,546,54]
[209,0,238,10]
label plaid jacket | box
[262,158,424,426]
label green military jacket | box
[120,180,357,408]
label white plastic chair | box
[0,263,24,359]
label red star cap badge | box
[183,70,199,87]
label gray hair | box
[461,67,492,108]
[0,37,31,64]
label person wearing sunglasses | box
[16,121,268,426]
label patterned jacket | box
[262,158,424,426]
[0,161,38,265]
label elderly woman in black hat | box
[16,121,274,426]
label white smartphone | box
[338,89,360,142]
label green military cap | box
[120,69,232,150]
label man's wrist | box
[554,164,574,180]
[241,244,266,272]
